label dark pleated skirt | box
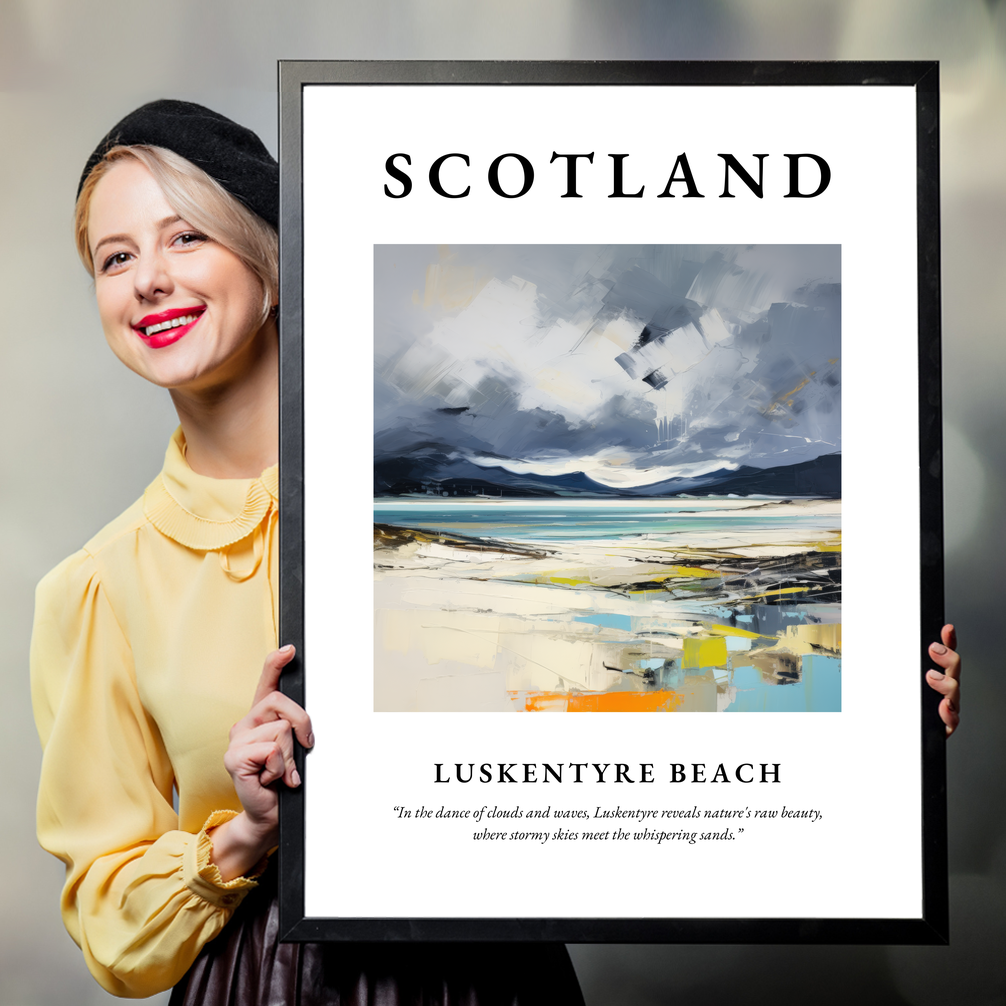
[169,869,584,1006]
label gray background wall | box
[1,2,1002,1003]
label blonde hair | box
[75,145,278,322]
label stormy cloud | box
[374,244,840,495]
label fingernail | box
[306,732,315,748]
[292,768,301,787]
[927,670,944,680]
[280,644,295,654]
[931,643,947,655]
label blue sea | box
[373,498,839,543]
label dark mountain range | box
[375,452,841,499]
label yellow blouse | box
[31,428,279,998]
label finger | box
[939,697,960,737]
[246,690,314,749]
[928,641,961,681]
[224,739,287,786]
[926,670,961,738]
[233,720,301,788]
[252,645,296,707]
[258,742,287,787]
[926,669,960,706]
[941,624,957,652]
[230,695,313,751]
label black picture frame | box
[277,60,945,944]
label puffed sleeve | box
[31,549,261,998]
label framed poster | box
[277,61,946,943]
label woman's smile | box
[133,305,207,347]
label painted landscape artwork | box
[374,245,841,713]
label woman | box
[31,100,585,1004]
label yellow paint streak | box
[646,566,721,581]
[783,373,814,401]
[809,530,842,553]
[737,585,817,602]
[682,636,728,669]
[764,372,816,414]
[700,623,766,640]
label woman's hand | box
[926,624,961,738]
[209,645,314,881]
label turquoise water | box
[373,500,839,543]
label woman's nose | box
[133,249,173,302]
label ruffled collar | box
[143,428,278,551]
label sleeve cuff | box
[182,810,269,909]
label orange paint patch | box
[512,689,685,712]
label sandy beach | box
[374,498,841,712]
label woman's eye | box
[173,231,207,248]
[101,251,132,273]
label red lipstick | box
[132,306,206,349]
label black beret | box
[77,99,278,228]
